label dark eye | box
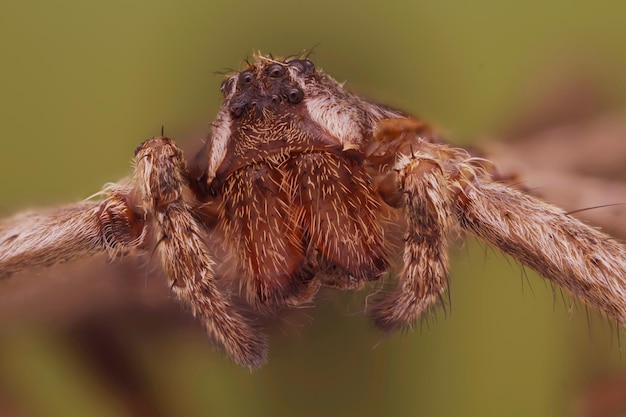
[267,63,286,78]
[220,77,235,97]
[270,94,281,104]
[238,71,254,85]
[229,101,246,118]
[287,59,315,76]
[286,87,304,104]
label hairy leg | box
[0,190,142,277]
[370,147,455,331]
[403,135,626,323]
[135,137,267,369]
[370,118,626,329]
[457,180,626,324]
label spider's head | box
[193,53,405,190]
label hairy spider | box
[2,54,626,369]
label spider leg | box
[370,147,454,331]
[370,129,626,328]
[457,178,626,324]
[0,189,143,277]
[134,137,267,369]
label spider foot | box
[369,287,443,332]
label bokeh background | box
[2,1,626,416]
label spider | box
[2,54,626,370]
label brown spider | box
[2,54,626,369]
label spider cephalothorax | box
[3,54,626,370]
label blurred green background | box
[2,1,626,416]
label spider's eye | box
[286,87,304,104]
[239,71,254,85]
[270,94,281,104]
[267,63,286,78]
[229,101,246,118]
[220,77,235,97]
[287,59,315,76]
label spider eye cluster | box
[221,58,315,119]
